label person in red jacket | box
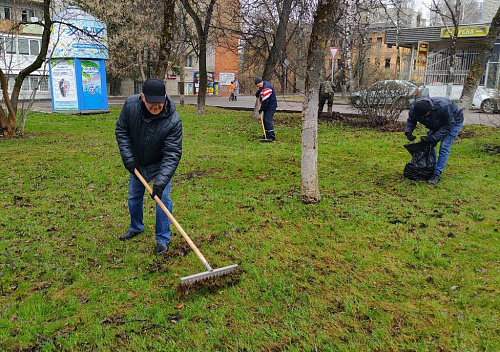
[255,77,277,142]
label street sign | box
[329,47,339,60]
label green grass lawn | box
[0,105,499,351]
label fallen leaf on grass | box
[115,331,127,339]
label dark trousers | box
[319,96,333,113]
[263,108,276,139]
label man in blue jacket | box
[115,79,182,255]
[255,77,277,142]
[405,97,464,184]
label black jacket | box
[406,97,464,142]
[115,94,182,188]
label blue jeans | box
[128,174,172,245]
[427,121,463,176]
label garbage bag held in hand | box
[403,141,436,181]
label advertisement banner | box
[51,59,78,110]
[81,60,103,109]
[219,72,235,86]
[49,17,108,59]
[416,42,429,67]
[440,26,489,38]
[193,72,215,94]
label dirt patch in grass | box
[459,129,477,138]
[276,112,407,131]
[484,144,500,154]
[177,266,243,298]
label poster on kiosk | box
[48,6,109,113]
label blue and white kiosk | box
[48,6,109,113]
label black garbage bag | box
[403,141,436,181]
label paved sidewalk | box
[30,95,500,127]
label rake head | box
[180,264,239,285]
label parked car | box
[426,83,500,113]
[350,80,429,108]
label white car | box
[426,84,499,113]
[350,80,429,108]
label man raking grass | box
[116,78,239,288]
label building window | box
[185,56,193,67]
[21,79,29,91]
[19,38,29,55]
[21,9,35,22]
[5,39,16,54]
[375,58,381,67]
[385,58,391,69]
[2,6,11,20]
[39,76,49,91]
[29,40,40,55]
[30,76,39,91]
[376,37,383,48]
[134,81,142,94]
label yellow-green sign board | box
[441,26,489,38]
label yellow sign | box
[417,42,429,67]
[440,26,490,38]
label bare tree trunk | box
[0,0,52,138]
[459,6,500,109]
[152,0,175,79]
[138,51,147,82]
[345,0,355,93]
[0,68,16,137]
[301,0,335,204]
[252,0,294,118]
[446,38,457,98]
[197,32,208,115]
[181,0,216,115]
[262,0,293,80]
[179,6,187,107]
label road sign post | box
[329,47,339,83]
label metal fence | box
[399,46,482,85]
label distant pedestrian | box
[115,78,183,255]
[318,80,334,115]
[234,78,239,97]
[255,77,277,142]
[229,81,236,101]
[405,97,464,184]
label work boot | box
[260,136,276,143]
[119,230,142,241]
[155,243,169,255]
[428,174,441,185]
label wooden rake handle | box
[260,111,266,136]
[133,169,212,271]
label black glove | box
[124,161,138,174]
[255,90,261,98]
[405,132,416,141]
[420,136,433,143]
[258,109,263,114]
[151,184,165,199]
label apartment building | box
[0,0,50,99]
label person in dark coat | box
[318,80,334,115]
[255,77,277,142]
[115,78,182,255]
[405,97,464,184]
